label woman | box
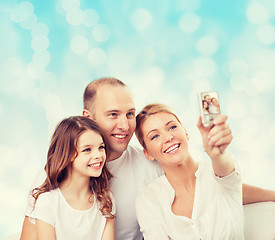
[210,97,220,113]
[135,104,244,240]
[30,116,115,240]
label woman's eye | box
[169,125,177,131]
[151,135,159,140]
[109,113,117,117]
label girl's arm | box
[101,218,115,240]
[197,115,235,177]
[36,219,55,240]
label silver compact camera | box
[198,91,221,127]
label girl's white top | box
[136,153,244,240]
[30,188,115,240]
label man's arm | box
[20,216,37,240]
[242,183,275,205]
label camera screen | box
[201,91,220,115]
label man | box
[20,77,275,240]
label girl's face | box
[203,101,208,109]
[142,112,189,168]
[72,129,106,178]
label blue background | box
[0,0,275,237]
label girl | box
[30,116,115,240]
[135,104,244,240]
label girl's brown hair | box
[135,103,182,150]
[32,116,114,218]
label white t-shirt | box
[136,156,244,240]
[106,145,163,240]
[25,145,163,240]
[29,188,115,240]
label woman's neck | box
[163,154,198,191]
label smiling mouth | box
[164,144,180,153]
[88,162,102,168]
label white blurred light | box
[229,59,248,74]
[256,23,275,45]
[192,79,212,92]
[88,48,106,67]
[131,8,153,31]
[176,0,201,11]
[246,2,269,25]
[226,100,245,119]
[251,71,274,93]
[15,76,36,98]
[83,9,99,27]
[142,67,165,88]
[196,36,218,56]
[258,49,275,72]
[179,13,201,33]
[31,35,49,51]
[39,72,58,90]
[250,97,268,115]
[27,62,45,79]
[10,1,34,23]
[0,102,2,116]
[193,57,216,77]
[31,23,49,36]
[61,0,80,11]
[4,57,22,76]
[20,13,37,29]
[43,93,61,109]
[240,118,259,136]
[230,73,248,91]
[32,50,51,66]
[70,36,89,54]
[92,24,111,42]
[66,8,83,26]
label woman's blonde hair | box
[135,103,181,150]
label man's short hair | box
[83,77,126,113]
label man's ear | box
[143,148,154,161]
[83,109,94,120]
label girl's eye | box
[151,134,159,141]
[83,148,91,152]
[99,145,105,150]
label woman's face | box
[141,112,189,167]
[203,101,208,109]
[212,97,218,106]
[72,129,106,178]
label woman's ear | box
[184,128,190,141]
[143,148,155,161]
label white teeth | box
[113,134,126,139]
[164,144,179,153]
[89,162,101,167]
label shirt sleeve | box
[136,190,170,240]
[214,151,242,191]
[30,192,55,227]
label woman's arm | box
[36,219,55,240]
[101,218,115,240]
[197,115,235,177]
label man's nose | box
[117,116,129,131]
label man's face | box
[204,95,211,104]
[89,85,136,161]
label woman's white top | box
[136,156,244,240]
[30,188,115,240]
